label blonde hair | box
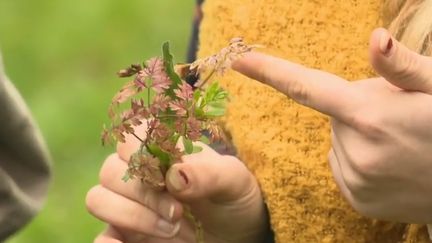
[384,0,432,55]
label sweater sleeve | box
[0,52,51,241]
[428,225,431,240]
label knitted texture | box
[197,0,429,242]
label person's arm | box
[0,53,51,241]
[428,225,432,240]
[186,0,204,64]
[234,28,432,223]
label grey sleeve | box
[0,53,51,241]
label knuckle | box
[348,151,381,178]
[392,52,421,81]
[131,206,146,227]
[343,157,383,201]
[286,81,309,105]
[131,208,160,237]
[260,56,278,84]
[222,155,256,190]
[99,154,120,187]
[343,172,368,196]
[85,186,103,214]
[221,155,247,175]
[340,155,381,198]
[142,189,156,209]
[351,113,385,138]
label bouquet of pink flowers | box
[101,38,258,242]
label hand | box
[233,28,432,223]
[86,125,269,243]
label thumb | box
[369,28,432,93]
[165,142,255,203]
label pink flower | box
[145,57,171,93]
[186,117,201,140]
[134,71,148,91]
[152,95,169,111]
[112,81,136,104]
[174,83,193,101]
[169,100,188,116]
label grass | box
[0,1,194,242]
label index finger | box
[233,52,358,121]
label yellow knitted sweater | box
[197,0,429,242]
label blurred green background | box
[0,1,194,242]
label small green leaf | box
[162,42,182,98]
[200,135,210,144]
[143,80,156,106]
[194,107,206,118]
[205,103,226,117]
[147,143,171,166]
[205,108,225,117]
[193,89,202,101]
[205,82,219,101]
[158,109,177,127]
[171,133,181,144]
[214,90,228,100]
[192,145,203,153]
[122,171,131,182]
[207,100,225,108]
[183,137,193,154]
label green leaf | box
[193,89,205,107]
[192,145,203,153]
[147,143,171,166]
[183,137,193,154]
[162,42,182,97]
[205,100,226,117]
[194,107,206,118]
[158,109,177,128]
[199,135,210,144]
[205,107,226,117]
[122,171,131,182]
[207,100,225,108]
[205,82,219,101]
[143,79,156,106]
[214,90,228,100]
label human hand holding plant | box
[86,39,270,242]
[87,124,269,243]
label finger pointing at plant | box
[233,28,432,223]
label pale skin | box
[86,27,432,242]
[86,124,270,243]
[234,28,432,223]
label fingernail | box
[159,200,176,221]
[168,204,175,220]
[379,31,393,56]
[156,219,181,236]
[168,168,189,192]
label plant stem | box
[183,205,204,243]
[147,86,151,108]
[197,68,216,89]
[131,132,144,143]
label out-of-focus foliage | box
[0,1,194,242]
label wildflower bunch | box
[102,38,257,190]
[101,38,257,243]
